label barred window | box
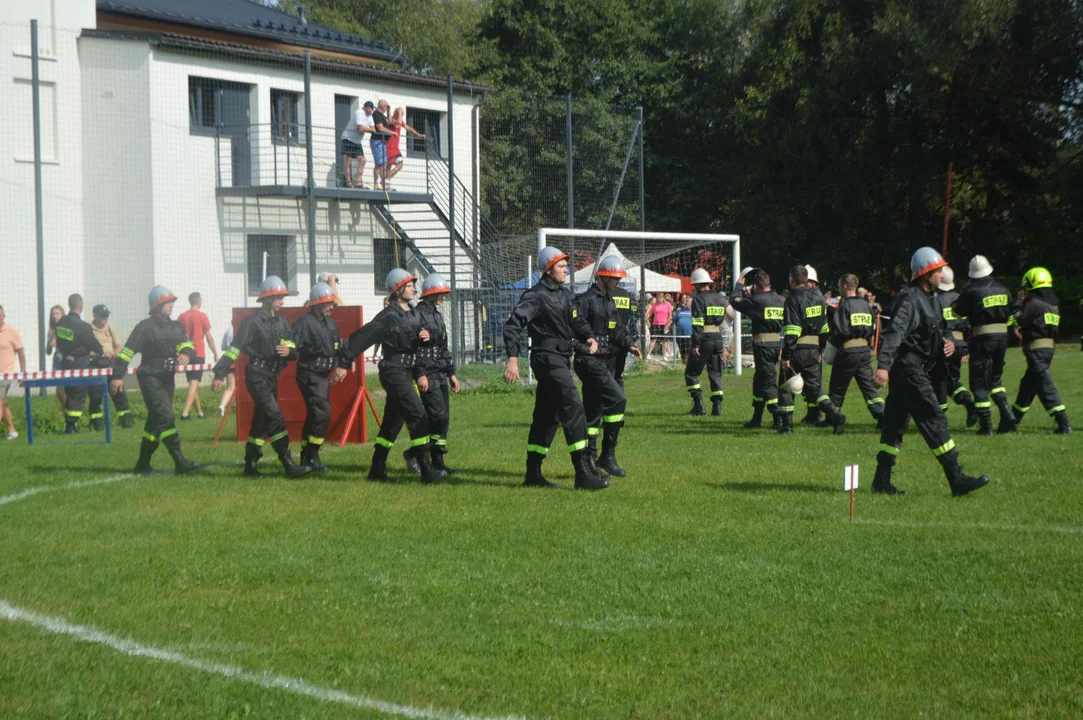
[247,235,297,296]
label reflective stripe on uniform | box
[939,404,949,411]
[527,444,548,455]
[65,410,83,418]
[974,401,992,408]
[782,325,802,337]
[951,386,967,398]
[777,405,794,413]
[691,318,705,326]
[268,430,289,444]
[307,436,325,446]
[410,436,428,447]
[118,347,134,362]
[375,436,394,448]
[991,387,1006,395]
[223,346,240,360]
[160,428,178,440]
[176,341,195,354]
[247,437,266,447]
[568,439,588,452]
[143,432,158,442]
[1048,405,1066,415]
[586,427,600,436]
[434,439,447,447]
[710,391,723,398]
[279,339,297,349]
[686,383,701,392]
[866,398,884,405]
[89,413,103,420]
[603,413,624,424]
[817,395,830,404]
[932,439,956,457]
[878,444,900,456]
[765,398,778,406]
[1012,403,1030,414]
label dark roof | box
[97,0,406,64]
[80,29,488,97]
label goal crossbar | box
[537,227,744,375]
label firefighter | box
[576,256,637,477]
[415,273,460,473]
[91,304,133,429]
[799,265,830,425]
[781,265,845,435]
[55,294,105,434]
[111,286,200,473]
[872,247,989,496]
[503,245,606,490]
[951,255,1014,435]
[1007,267,1072,434]
[684,268,729,417]
[826,273,883,425]
[336,268,446,484]
[292,282,344,472]
[211,276,311,479]
[731,269,786,429]
[610,278,638,388]
[933,266,978,426]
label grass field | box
[1,347,1081,718]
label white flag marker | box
[844,465,859,521]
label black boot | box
[686,390,706,416]
[597,424,626,477]
[965,402,979,428]
[977,414,993,436]
[996,414,1018,434]
[1054,411,1073,435]
[415,445,448,484]
[90,417,104,432]
[119,413,134,429]
[280,449,312,479]
[830,410,846,436]
[301,444,329,472]
[63,420,79,434]
[368,445,396,482]
[166,443,201,474]
[801,406,821,426]
[744,402,765,429]
[523,451,557,488]
[940,450,990,497]
[133,438,157,473]
[872,411,883,430]
[994,395,1015,432]
[711,397,723,417]
[771,408,782,430]
[871,459,906,495]
[403,448,421,474]
[776,413,793,435]
[243,442,264,477]
[430,444,453,474]
[572,449,609,490]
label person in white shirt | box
[340,101,377,189]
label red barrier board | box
[230,305,373,445]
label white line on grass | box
[0,474,134,506]
[855,518,1083,534]
[0,600,527,720]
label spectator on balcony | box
[370,100,395,190]
[0,305,26,440]
[383,107,426,191]
[341,101,376,189]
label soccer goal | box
[537,228,744,375]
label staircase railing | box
[423,146,502,255]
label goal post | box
[537,228,744,375]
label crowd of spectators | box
[341,100,426,191]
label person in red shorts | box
[383,107,425,191]
[178,292,218,420]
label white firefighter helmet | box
[968,254,993,279]
[595,256,627,278]
[938,266,956,291]
[690,268,712,285]
[538,246,569,274]
[258,275,289,300]
[910,247,948,281]
[421,273,452,297]
[779,371,805,395]
[385,268,417,295]
[148,285,176,310]
[822,343,838,365]
[308,282,336,306]
[805,265,819,285]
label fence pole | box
[448,76,458,369]
[732,238,742,376]
[32,20,46,375]
[526,254,532,384]
[303,51,317,286]
[566,93,574,230]
[636,107,647,357]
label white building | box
[1,0,486,371]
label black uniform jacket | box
[935,290,969,345]
[56,311,103,359]
[415,301,455,376]
[112,313,196,379]
[829,296,876,353]
[690,291,728,350]
[877,284,943,372]
[213,312,296,380]
[781,287,828,360]
[730,283,786,343]
[503,280,595,357]
[337,303,423,377]
[610,286,638,355]
[292,310,341,372]
[574,284,618,358]
[1014,289,1060,346]
[951,277,1012,329]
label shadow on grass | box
[711,480,838,494]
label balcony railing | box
[213,123,433,196]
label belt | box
[142,356,177,372]
[753,333,779,344]
[535,338,572,353]
[248,356,288,374]
[300,357,336,372]
[381,353,416,367]
[843,339,869,349]
[1025,338,1055,351]
[701,326,721,334]
[950,330,965,341]
[796,336,819,346]
[972,323,1007,336]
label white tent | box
[570,244,682,293]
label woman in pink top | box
[646,292,674,359]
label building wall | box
[0,0,95,371]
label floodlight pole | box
[637,106,646,358]
[448,75,458,369]
[566,94,574,230]
[732,237,742,375]
[32,20,46,375]
[303,51,317,287]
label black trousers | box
[246,368,290,454]
[611,351,626,389]
[421,372,451,448]
[684,335,725,398]
[1014,348,1065,419]
[878,363,955,462]
[296,366,331,447]
[63,355,103,422]
[528,352,588,455]
[92,356,129,420]
[375,366,429,450]
[576,355,627,430]
[138,371,180,450]
[829,350,883,417]
[969,334,1008,416]
[933,344,970,409]
[752,343,780,411]
[791,346,831,412]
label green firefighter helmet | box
[1022,267,1053,291]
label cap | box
[317,271,338,284]
[363,101,375,109]
[92,304,110,317]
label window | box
[247,235,297,296]
[271,89,305,145]
[189,77,249,135]
[373,237,408,289]
[406,108,442,155]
